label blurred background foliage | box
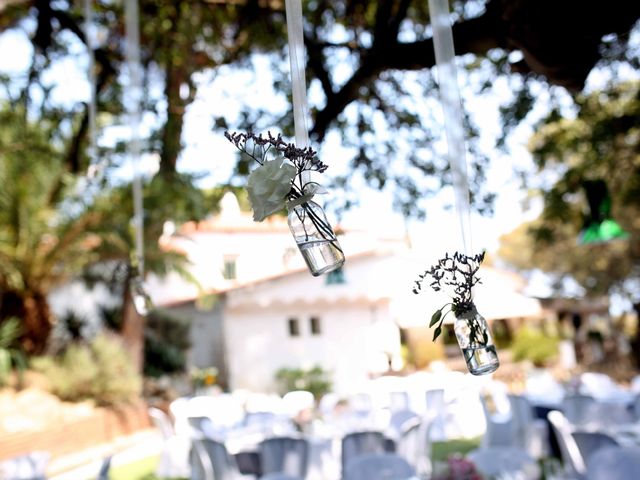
[0,0,638,372]
[275,365,333,400]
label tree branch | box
[305,34,335,105]
[311,11,503,140]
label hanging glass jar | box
[454,305,499,375]
[287,200,345,276]
[130,276,153,316]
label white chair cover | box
[586,446,640,480]
[259,436,309,479]
[388,409,419,440]
[572,431,618,466]
[562,394,597,426]
[425,389,449,441]
[0,451,50,480]
[148,406,190,478]
[395,416,432,477]
[191,437,251,480]
[580,372,631,402]
[509,394,549,458]
[341,430,388,473]
[169,396,192,438]
[479,387,516,447]
[547,410,587,477]
[343,453,416,480]
[467,446,540,480]
[259,474,303,480]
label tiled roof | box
[179,211,291,234]
[157,249,388,308]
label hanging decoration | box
[225,132,344,276]
[124,0,152,315]
[413,252,499,375]
[578,180,629,245]
[83,0,98,176]
[224,0,344,277]
[412,0,499,375]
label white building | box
[154,192,542,394]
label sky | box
[0,21,547,291]
[0,17,624,280]
[177,54,544,256]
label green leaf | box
[433,325,442,341]
[11,350,27,371]
[0,349,10,384]
[429,310,442,327]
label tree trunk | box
[159,64,186,175]
[0,289,54,355]
[158,6,193,176]
[120,279,145,373]
[631,302,640,369]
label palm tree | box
[87,176,203,370]
[0,108,201,356]
[0,109,110,353]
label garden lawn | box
[101,438,481,479]
[431,436,482,462]
[104,455,165,480]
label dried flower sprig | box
[225,130,330,203]
[225,130,342,253]
[225,130,327,173]
[413,251,485,341]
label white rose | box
[247,158,296,221]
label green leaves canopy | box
[499,80,640,299]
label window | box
[310,316,321,335]
[223,256,237,280]
[288,318,300,337]
[325,267,345,285]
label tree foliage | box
[0,103,205,353]
[1,0,640,351]
[1,0,638,218]
[0,107,109,352]
[499,80,640,300]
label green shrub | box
[144,311,190,378]
[32,334,141,406]
[0,318,27,388]
[511,327,560,367]
[189,366,219,393]
[275,365,332,400]
[491,320,513,349]
[403,327,445,369]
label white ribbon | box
[285,182,327,209]
[83,0,98,178]
[124,0,145,277]
[428,0,473,256]
[284,0,311,184]
[286,193,314,210]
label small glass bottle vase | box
[287,201,345,276]
[454,306,500,375]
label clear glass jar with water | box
[287,200,345,276]
[454,306,500,375]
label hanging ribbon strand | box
[428,0,473,256]
[83,0,98,178]
[124,0,145,278]
[284,0,311,183]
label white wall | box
[218,251,412,393]
[167,302,225,369]
[224,300,398,394]
[149,192,407,308]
